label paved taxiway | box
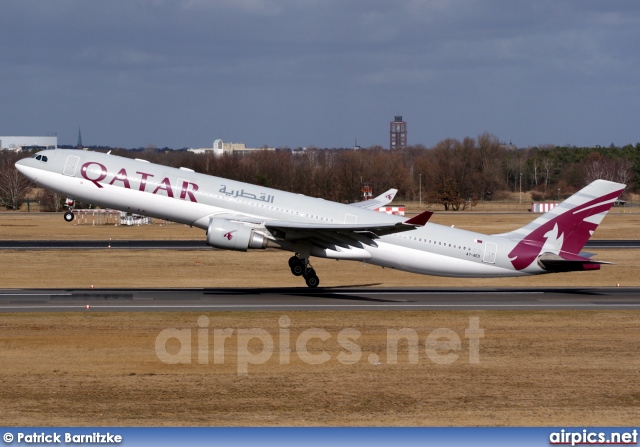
[1,287,640,311]
[0,239,638,249]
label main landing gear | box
[64,198,75,222]
[288,255,320,288]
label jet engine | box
[206,218,268,251]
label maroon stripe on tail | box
[508,188,623,270]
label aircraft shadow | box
[202,285,409,303]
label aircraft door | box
[63,155,80,177]
[482,242,497,264]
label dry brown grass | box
[1,212,639,427]
[0,213,200,240]
[0,248,638,288]
[2,210,639,241]
[0,209,638,288]
[1,311,639,426]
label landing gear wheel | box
[287,256,320,287]
[291,263,305,276]
[290,255,306,276]
[64,211,75,222]
[305,274,320,288]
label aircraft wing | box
[349,189,398,210]
[199,209,432,251]
[263,210,433,248]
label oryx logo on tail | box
[505,183,624,270]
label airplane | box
[16,149,625,287]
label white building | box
[0,136,58,151]
[189,139,274,156]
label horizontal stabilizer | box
[537,252,612,272]
[578,251,597,259]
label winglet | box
[405,210,433,226]
[349,188,399,210]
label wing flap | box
[265,210,432,236]
[264,210,433,250]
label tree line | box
[1,133,639,211]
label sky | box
[1,1,639,149]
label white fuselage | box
[16,149,545,278]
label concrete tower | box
[390,115,406,150]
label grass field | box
[1,248,638,289]
[1,211,639,426]
[1,209,639,241]
[1,311,639,426]
[0,211,638,288]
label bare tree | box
[540,155,555,193]
[475,133,507,198]
[530,154,539,186]
[613,158,632,186]
[428,139,476,210]
[39,189,64,212]
[583,153,613,184]
[0,153,32,210]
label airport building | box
[189,139,275,156]
[0,135,58,151]
[390,115,407,150]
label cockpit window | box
[42,156,48,162]
[32,154,48,162]
[36,155,42,160]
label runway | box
[0,239,638,249]
[1,287,640,311]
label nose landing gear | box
[64,198,75,222]
[288,254,320,288]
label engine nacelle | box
[206,218,268,251]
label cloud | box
[1,0,639,148]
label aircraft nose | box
[14,158,29,174]
[14,158,36,179]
